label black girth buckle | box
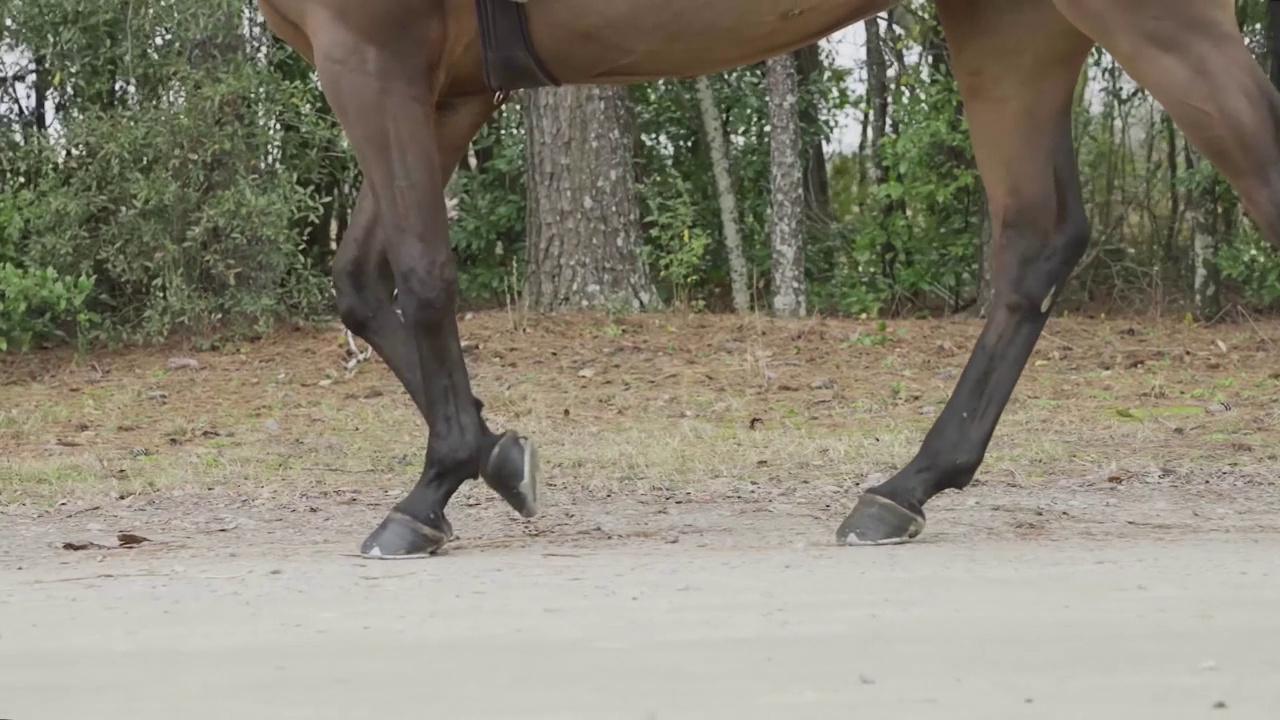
[473,0,561,95]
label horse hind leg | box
[313,18,536,558]
[838,0,1094,545]
[1053,0,1280,245]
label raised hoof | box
[480,430,540,519]
[837,493,926,547]
[360,511,452,560]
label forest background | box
[2,0,1278,352]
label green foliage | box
[1,0,339,348]
[822,9,982,317]
[0,263,97,351]
[449,107,528,307]
[642,174,714,309]
[3,0,1278,354]
[1218,228,1280,307]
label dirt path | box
[4,313,1280,717]
[3,483,1280,719]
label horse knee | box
[393,253,459,327]
[333,254,386,337]
[993,212,1090,317]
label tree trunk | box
[523,84,658,312]
[766,53,807,317]
[1184,140,1221,319]
[793,44,833,225]
[1164,112,1180,262]
[865,15,898,284]
[693,75,751,313]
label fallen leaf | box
[117,533,151,547]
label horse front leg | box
[314,18,537,559]
[838,0,1094,545]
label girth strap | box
[473,0,561,94]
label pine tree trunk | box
[766,53,807,317]
[524,85,657,312]
[693,75,751,313]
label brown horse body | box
[256,0,1280,557]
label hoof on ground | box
[360,511,452,560]
[836,493,925,546]
[481,430,540,519]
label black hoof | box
[480,430,540,519]
[836,493,926,546]
[360,510,453,560]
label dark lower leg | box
[360,252,542,556]
[335,186,510,534]
[364,102,534,556]
[316,55,531,556]
[838,268,1068,545]
[839,4,1092,543]
[840,145,1088,544]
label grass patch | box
[2,311,1277,507]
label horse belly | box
[535,0,894,83]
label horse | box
[254,0,1280,558]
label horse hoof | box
[360,510,452,560]
[481,430,540,519]
[836,493,925,546]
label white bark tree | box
[766,53,806,317]
[693,75,750,313]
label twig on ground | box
[33,571,171,584]
[1039,331,1077,351]
[33,569,255,584]
[1235,305,1276,350]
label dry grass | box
[2,310,1278,509]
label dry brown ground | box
[2,311,1278,559]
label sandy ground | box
[4,313,1280,717]
[3,490,1280,720]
